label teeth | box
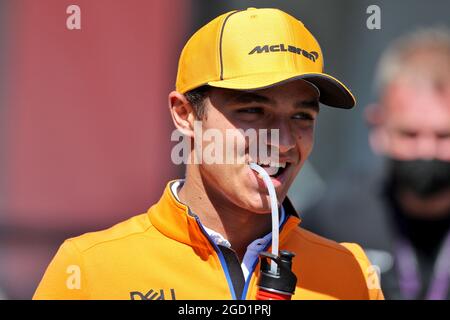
[252,162,288,177]
[249,159,289,178]
[256,161,287,168]
[263,166,280,176]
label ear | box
[168,91,196,137]
[365,103,389,155]
[364,103,382,127]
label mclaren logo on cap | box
[248,44,319,62]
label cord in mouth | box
[258,163,289,178]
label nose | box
[267,119,296,154]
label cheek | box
[202,163,267,209]
[438,140,450,161]
[386,131,415,159]
[200,163,248,197]
[296,128,315,156]
[390,134,410,150]
[201,163,233,183]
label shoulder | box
[286,226,384,300]
[65,212,155,253]
[33,213,156,299]
[289,226,372,265]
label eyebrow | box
[230,92,274,105]
[230,92,320,113]
[295,99,320,113]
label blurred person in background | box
[302,27,450,300]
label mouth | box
[248,159,293,188]
[256,161,290,179]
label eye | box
[437,132,450,140]
[292,112,315,121]
[399,130,418,139]
[237,107,264,114]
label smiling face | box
[191,79,320,214]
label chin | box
[241,194,274,214]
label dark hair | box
[184,85,210,119]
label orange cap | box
[176,8,355,108]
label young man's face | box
[194,79,320,213]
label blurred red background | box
[1,0,187,298]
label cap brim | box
[207,72,356,109]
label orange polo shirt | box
[34,180,384,300]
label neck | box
[178,165,273,261]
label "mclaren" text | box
[248,44,319,62]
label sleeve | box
[33,240,89,300]
[341,242,385,300]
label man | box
[34,8,383,300]
[302,28,450,299]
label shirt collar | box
[170,180,287,249]
[147,180,301,251]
